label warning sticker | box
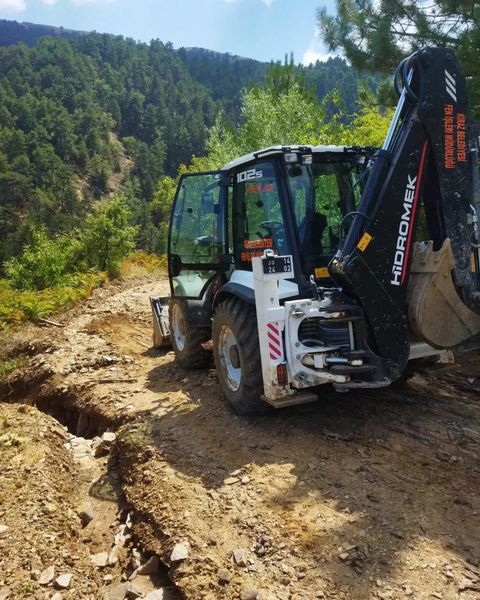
[241,251,264,262]
[246,183,274,193]
[244,238,273,250]
[444,104,467,169]
[357,232,373,252]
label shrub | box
[4,227,79,291]
[0,272,106,328]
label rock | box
[232,548,248,567]
[0,587,11,600]
[103,575,114,584]
[297,571,306,579]
[137,555,160,575]
[78,502,95,527]
[0,525,8,537]
[458,579,480,592]
[240,587,259,600]
[94,432,117,457]
[102,431,116,444]
[218,569,232,584]
[51,594,63,600]
[224,477,239,485]
[131,547,142,564]
[144,590,164,600]
[91,551,109,568]
[125,582,143,599]
[105,583,129,600]
[38,565,55,585]
[170,542,189,562]
[108,548,119,566]
[55,574,73,589]
[339,552,350,561]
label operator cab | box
[168,145,373,300]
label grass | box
[118,250,167,278]
[0,355,29,379]
[0,272,106,330]
[0,251,166,332]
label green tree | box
[317,0,480,113]
[80,194,138,276]
[151,175,177,252]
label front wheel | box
[212,297,269,415]
[169,299,211,369]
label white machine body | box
[251,251,451,403]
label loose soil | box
[1,275,479,599]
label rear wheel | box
[169,299,211,369]
[212,297,269,415]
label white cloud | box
[224,0,273,4]
[0,0,26,11]
[302,30,335,65]
[70,0,115,4]
[0,0,113,10]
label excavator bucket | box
[407,239,480,348]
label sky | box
[0,0,336,64]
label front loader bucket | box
[150,296,172,349]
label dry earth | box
[1,275,480,600]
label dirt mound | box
[0,403,102,598]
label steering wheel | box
[259,220,284,231]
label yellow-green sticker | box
[315,267,330,279]
[357,232,373,252]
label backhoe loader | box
[152,47,480,414]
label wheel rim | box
[171,304,186,352]
[218,324,241,392]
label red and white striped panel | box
[267,322,283,361]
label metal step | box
[263,392,319,409]
[329,364,376,375]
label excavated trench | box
[0,364,182,600]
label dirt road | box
[2,275,480,599]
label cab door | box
[233,160,291,270]
[168,171,227,298]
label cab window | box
[234,161,289,269]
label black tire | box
[212,297,269,415]
[389,363,417,390]
[169,299,211,369]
